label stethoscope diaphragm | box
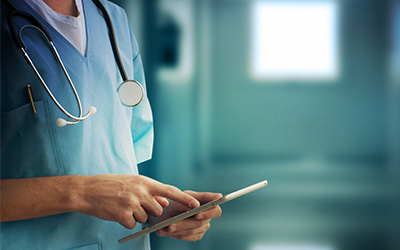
[118,80,144,107]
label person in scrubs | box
[0,0,222,249]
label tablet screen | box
[118,180,267,243]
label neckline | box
[24,0,82,22]
[15,0,91,60]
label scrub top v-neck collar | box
[13,0,91,60]
[23,0,87,55]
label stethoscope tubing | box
[4,0,143,126]
[19,25,89,122]
[92,0,128,82]
[6,1,93,126]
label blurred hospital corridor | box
[112,0,400,249]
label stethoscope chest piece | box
[118,80,144,107]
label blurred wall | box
[111,0,399,249]
[206,0,387,164]
[388,0,400,248]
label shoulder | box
[98,0,129,23]
[95,0,139,56]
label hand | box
[74,174,200,229]
[154,191,223,241]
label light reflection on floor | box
[149,158,399,250]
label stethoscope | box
[4,0,144,127]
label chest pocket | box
[1,100,63,178]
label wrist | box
[59,175,88,213]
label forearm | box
[0,174,200,229]
[0,175,82,222]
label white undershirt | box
[24,0,87,56]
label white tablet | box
[119,180,268,243]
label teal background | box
[112,0,400,249]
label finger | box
[174,232,207,242]
[171,225,209,238]
[119,212,137,229]
[182,191,223,220]
[167,218,211,233]
[125,188,162,219]
[157,227,205,237]
[171,233,205,242]
[157,221,211,239]
[184,191,223,204]
[132,206,148,224]
[140,196,164,217]
[154,196,169,207]
[151,184,200,209]
[195,205,222,220]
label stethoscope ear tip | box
[56,118,67,127]
[88,106,97,115]
[56,106,97,127]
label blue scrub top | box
[1,0,153,249]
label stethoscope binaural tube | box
[18,25,97,127]
[7,3,95,127]
[5,0,144,126]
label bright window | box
[251,0,339,81]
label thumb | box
[184,191,223,204]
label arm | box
[0,174,200,229]
[0,176,78,222]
